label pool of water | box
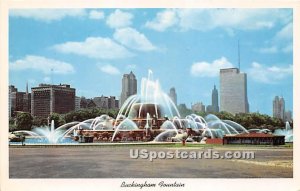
[9,137,78,144]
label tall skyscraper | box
[273,96,285,120]
[220,68,249,114]
[31,84,75,118]
[206,85,219,113]
[169,87,177,105]
[120,71,137,106]
[212,85,219,112]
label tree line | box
[9,108,119,131]
[9,107,291,132]
[178,105,291,131]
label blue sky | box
[9,8,293,116]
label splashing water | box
[116,70,180,123]
[274,121,293,142]
[9,71,257,144]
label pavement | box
[9,145,293,178]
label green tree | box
[209,112,286,130]
[15,112,33,130]
[32,117,48,127]
[9,118,17,132]
[64,108,119,123]
[9,124,18,132]
[49,113,65,128]
[195,111,207,118]
[215,111,234,121]
[271,117,284,129]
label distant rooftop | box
[224,133,284,138]
[31,83,74,89]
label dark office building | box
[31,84,75,118]
[206,85,219,113]
[9,84,31,117]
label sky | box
[9,8,293,116]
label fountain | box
[9,120,79,144]
[274,121,293,142]
[9,70,268,144]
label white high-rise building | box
[273,96,285,120]
[220,68,249,114]
[120,71,137,106]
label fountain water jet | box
[9,71,257,144]
[274,121,293,142]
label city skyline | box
[9,75,293,119]
[9,8,293,115]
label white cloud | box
[106,9,133,29]
[258,46,278,54]
[98,64,120,75]
[89,10,104,20]
[258,22,293,54]
[274,22,293,41]
[10,9,86,22]
[53,37,134,59]
[190,57,234,77]
[113,27,156,51]
[248,62,292,84]
[275,22,293,53]
[146,9,291,32]
[145,9,178,32]
[180,9,290,31]
[10,55,75,74]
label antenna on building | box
[238,39,240,71]
[26,81,28,94]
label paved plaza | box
[9,145,293,178]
